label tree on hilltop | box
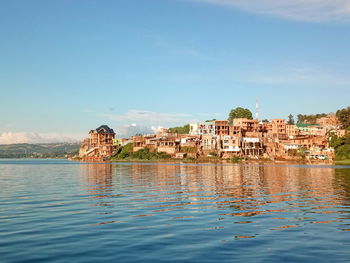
[288,114,295,125]
[168,124,190,134]
[297,113,326,124]
[336,107,350,129]
[228,107,253,124]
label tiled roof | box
[95,125,115,134]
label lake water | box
[1,159,350,262]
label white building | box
[190,121,216,136]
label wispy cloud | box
[0,132,84,144]
[101,110,193,124]
[190,0,350,22]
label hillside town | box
[78,112,348,163]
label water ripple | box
[1,160,350,262]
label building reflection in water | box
[78,162,350,233]
[79,163,114,208]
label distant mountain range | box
[0,143,80,158]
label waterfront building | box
[220,135,241,158]
[89,125,115,148]
[200,134,219,153]
[79,125,116,161]
[241,137,263,158]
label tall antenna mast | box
[255,98,259,121]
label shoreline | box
[1,157,348,166]
[76,158,345,166]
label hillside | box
[0,143,80,158]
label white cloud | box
[117,124,154,137]
[191,0,350,22]
[0,132,84,144]
[101,110,192,123]
[151,126,165,133]
[117,124,184,138]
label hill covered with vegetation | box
[0,143,79,158]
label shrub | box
[132,148,152,159]
[114,143,133,159]
[231,156,242,163]
[113,145,171,160]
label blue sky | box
[1,0,349,143]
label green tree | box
[168,124,190,134]
[288,114,295,125]
[297,113,326,124]
[228,107,253,124]
[336,106,350,129]
[329,133,350,160]
[297,114,303,124]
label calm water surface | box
[1,159,350,262]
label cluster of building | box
[79,114,347,162]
